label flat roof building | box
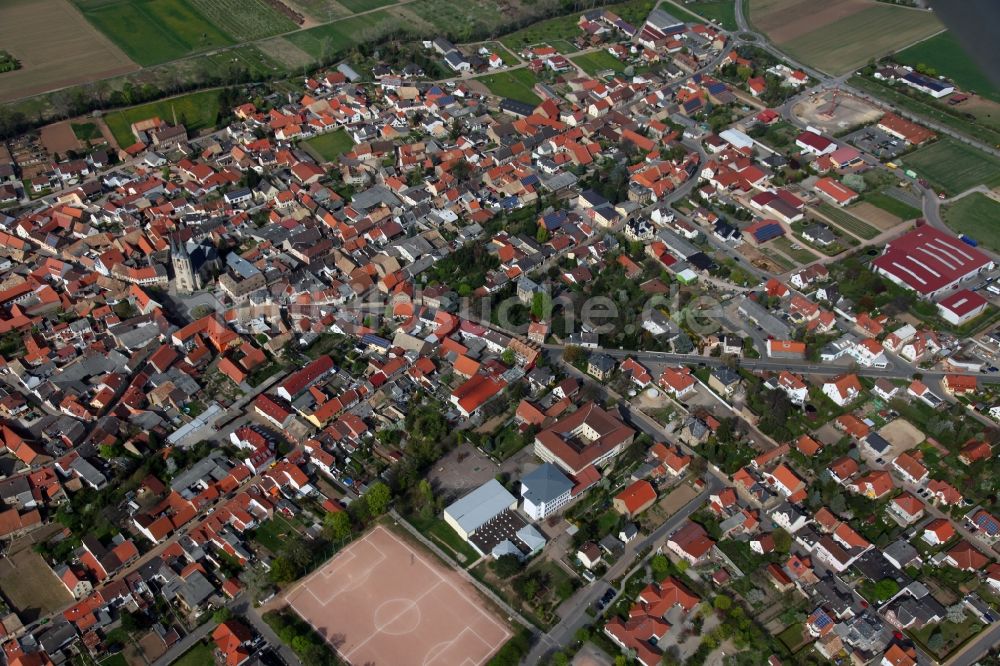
[443,479,517,540]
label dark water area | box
[928,0,1000,88]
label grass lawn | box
[476,69,541,105]
[772,236,818,265]
[752,120,798,151]
[942,193,1000,253]
[571,50,627,75]
[74,0,234,66]
[99,655,129,666]
[896,31,1000,104]
[815,203,879,240]
[173,641,215,666]
[681,0,737,30]
[595,509,621,536]
[910,620,984,660]
[71,122,102,142]
[777,623,808,653]
[480,42,518,67]
[864,191,922,221]
[303,129,355,163]
[903,138,1000,196]
[758,248,794,271]
[252,515,301,554]
[408,515,480,566]
[103,90,221,146]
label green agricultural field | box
[668,0,737,30]
[571,50,627,75]
[201,44,286,79]
[501,0,655,53]
[896,31,1000,103]
[476,68,541,105]
[338,0,396,11]
[74,0,234,66]
[903,138,1000,196]
[942,193,1000,253]
[188,0,296,41]
[815,202,879,240]
[500,14,581,53]
[405,0,506,41]
[287,0,350,22]
[303,129,355,162]
[779,5,942,75]
[864,192,922,221]
[285,9,405,59]
[103,90,222,146]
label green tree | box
[650,553,672,581]
[501,348,516,366]
[531,291,551,320]
[872,578,899,601]
[772,528,792,553]
[269,556,298,583]
[417,478,434,507]
[713,594,732,611]
[365,481,392,516]
[492,554,523,578]
[212,607,233,623]
[323,510,352,543]
[536,226,550,243]
[564,345,586,365]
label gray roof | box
[444,479,516,535]
[177,571,215,608]
[656,228,699,259]
[351,184,400,212]
[884,539,920,569]
[520,463,573,506]
[711,366,740,386]
[646,8,684,30]
[738,298,791,339]
[516,524,546,553]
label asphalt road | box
[547,343,1000,385]
[525,481,719,664]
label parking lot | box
[847,127,908,160]
[428,441,500,501]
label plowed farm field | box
[0,0,137,103]
[749,0,942,75]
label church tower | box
[171,237,196,294]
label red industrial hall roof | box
[872,227,991,294]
